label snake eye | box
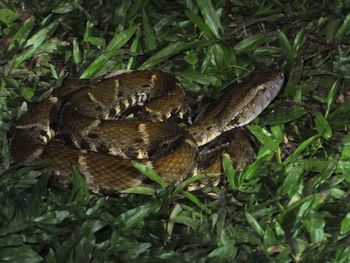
[258,84,267,91]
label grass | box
[1,0,350,262]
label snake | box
[9,70,284,194]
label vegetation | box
[1,0,350,262]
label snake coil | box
[9,70,284,194]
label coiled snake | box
[9,70,284,194]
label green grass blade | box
[340,213,350,235]
[335,12,350,39]
[245,212,264,237]
[13,19,60,67]
[81,25,139,78]
[121,186,156,196]
[7,16,35,52]
[132,161,165,188]
[142,8,156,51]
[325,79,341,118]
[182,191,211,214]
[222,153,236,190]
[248,125,280,153]
[139,39,214,69]
[70,166,91,202]
[196,0,222,38]
[315,112,332,139]
[127,31,141,70]
[276,29,292,52]
[72,38,82,68]
[185,9,217,39]
[284,135,320,164]
[234,33,273,55]
[0,8,19,25]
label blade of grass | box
[335,12,350,39]
[248,125,280,153]
[182,191,211,214]
[132,161,165,188]
[315,112,332,139]
[325,79,341,118]
[234,33,274,55]
[222,153,236,190]
[185,9,217,39]
[7,16,35,52]
[139,39,215,69]
[81,25,139,78]
[13,19,60,67]
[284,134,320,164]
[196,0,222,38]
[142,8,156,51]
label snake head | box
[224,70,285,129]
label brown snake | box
[9,70,284,194]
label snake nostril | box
[87,133,99,139]
[95,106,103,111]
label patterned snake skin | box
[9,70,284,194]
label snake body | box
[9,70,284,194]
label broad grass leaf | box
[245,212,264,237]
[71,166,91,202]
[72,38,82,68]
[7,17,35,52]
[325,19,338,43]
[0,246,42,263]
[53,2,76,14]
[127,31,141,70]
[170,215,198,230]
[0,8,19,25]
[127,0,145,21]
[167,204,182,239]
[81,25,139,78]
[121,186,156,196]
[177,69,218,85]
[196,0,222,38]
[234,34,273,54]
[132,161,165,188]
[248,125,280,153]
[185,9,217,39]
[222,153,236,190]
[139,39,214,69]
[340,134,350,160]
[142,8,156,51]
[278,162,304,198]
[301,211,325,243]
[312,158,338,188]
[336,12,350,39]
[326,79,341,118]
[292,28,306,56]
[315,112,332,139]
[276,29,292,52]
[182,191,211,214]
[340,213,350,234]
[24,20,60,49]
[206,231,237,261]
[284,135,320,164]
[117,203,160,230]
[33,210,70,225]
[13,20,60,67]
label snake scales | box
[9,70,284,194]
